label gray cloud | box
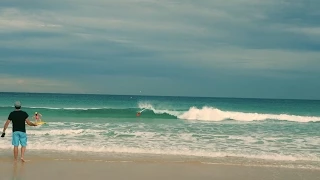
[0,0,319,99]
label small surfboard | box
[35,121,46,125]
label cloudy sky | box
[0,0,319,99]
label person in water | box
[33,112,42,123]
[136,109,145,117]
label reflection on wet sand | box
[12,162,25,180]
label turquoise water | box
[1,92,320,167]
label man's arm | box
[26,119,37,126]
[2,120,11,133]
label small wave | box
[0,106,111,110]
[26,129,104,135]
[137,103,320,122]
[1,104,319,123]
[178,106,320,122]
[138,102,181,116]
[30,107,108,110]
[29,106,61,110]
[63,107,105,110]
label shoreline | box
[1,150,320,170]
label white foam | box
[0,126,319,163]
[63,107,103,110]
[26,129,104,135]
[29,106,61,110]
[138,102,181,116]
[178,106,320,123]
[137,103,320,122]
[0,142,318,162]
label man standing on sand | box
[1,101,37,162]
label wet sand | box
[1,158,320,180]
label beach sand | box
[1,155,320,180]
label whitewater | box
[138,103,320,122]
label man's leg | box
[21,147,26,162]
[13,146,19,161]
[19,132,28,162]
[12,132,19,161]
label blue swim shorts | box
[12,131,27,147]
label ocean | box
[1,92,320,169]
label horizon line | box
[0,91,319,101]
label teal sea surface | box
[1,92,320,168]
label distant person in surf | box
[33,112,42,123]
[136,109,145,117]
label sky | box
[0,0,319,99]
